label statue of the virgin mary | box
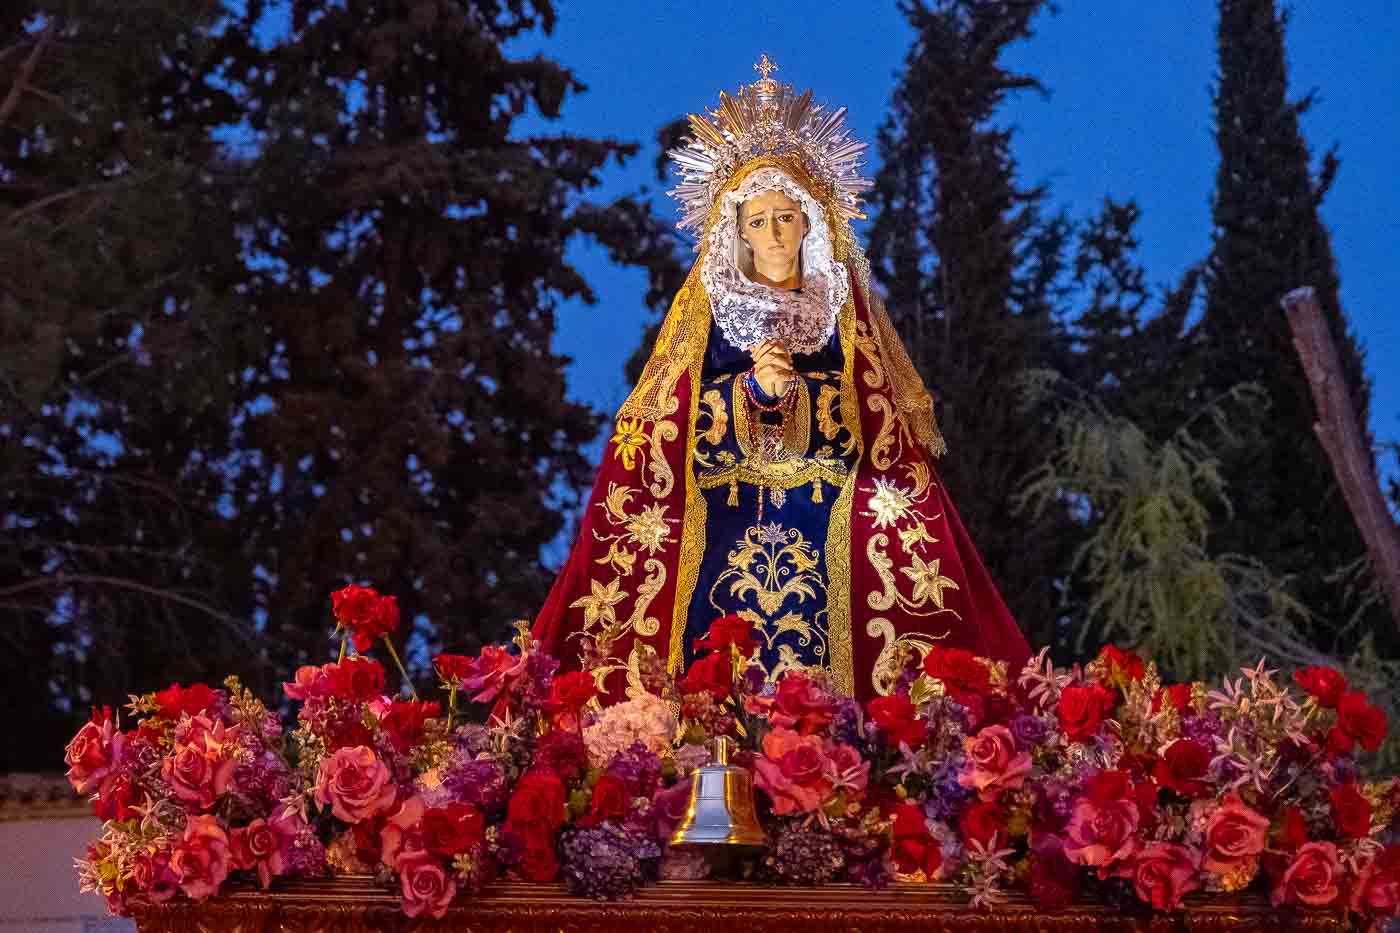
[533,57,1029,702]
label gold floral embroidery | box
[570,577,627,628]
[610,417,648,472]
[645,402,681,499]
[594,483,678,567]
[815,383,856,457]
[697,389,729,447]
[865,533,962,620]
[866,617,945,697]
[710,522,829,681]
[901,553,960,609]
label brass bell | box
[669,735,767,848]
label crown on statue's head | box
[667,54,872,233]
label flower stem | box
[382,635,418,701]
[337,634,347,663]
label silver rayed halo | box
[667,54,873,233]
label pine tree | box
[867,0,1074,649]
[215,0,678,681]
[1201,0,1379,653]
[0,1,256,769]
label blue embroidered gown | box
[681,324,857,682]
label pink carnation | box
[314,745,396,824]
[957,724,1031,801]
[283,664,334,701]
[171,813,232,900]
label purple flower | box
[765,820,846,885]
[442,758,509,817]
[607,742,662,798]
[1011,714,1050,747]
[559,825,660,899]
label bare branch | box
[0,22,53,131]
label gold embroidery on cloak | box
[825,284,861,696]
[667,288,712,675]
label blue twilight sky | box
[508,1,1400,474]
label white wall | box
[0,814,134,933]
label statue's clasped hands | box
[750,339,796,399]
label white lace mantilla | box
[700,169,849,355]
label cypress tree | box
[1202,0,1378,653]
[867,0,1073,649]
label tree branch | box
[1281,286,1400,633]
[0,22,53,131]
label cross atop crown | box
[754,53,778,82]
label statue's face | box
[738,189,808,281]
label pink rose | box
[398,850,456,919]
[1118,842,1201,910]
[957,725,1031,801]
[1202,795,1269,874]
[823,742,870,800]
[1272,841,1342,907]
[314,745,396,824]
[768,674,836,735]
[458,645,529,703]
[752,728,832,815]
[1063,794,1140,873]
[161,716,241,811]
[171,813,232,900]
[1350,845,1400,916]
[129,846,179,905]
[64,707,125,795]
[380,795,426,869]
[283,664,334,701]
[230,817,289,890]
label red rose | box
[380,700,440,754]
[692,614,757,659]
[93,772,144,822]
[679,651,733,701]
[331,585,400,653]
[1272,841,1341,907]
[546,671,598,714]
[352,816,385,866]
[507,769,567,832]
[1329,782,1373,839]
[516,831,559,882]
[64,707,125,795]
[1152,683,1193,715]
[921,647,992,704]
[1057,684,1116,742]
[332,583,379,626]
[867,694,926,748]
[1293,666,1348,709]
[580,773,629,828]
[154,683,218,720]
[1153,739,1212,798]
[1336,691,1387,753]
[328,657,386,702]
[432,653,473,685]
[960,800,1008,850]
[420,802,485,856]
[770,674,836,735]
[1275,805,1309,851]
[1202,795,1269,874]
[1097,645,1145,686]
[891,803,941,877]
[1351,844,1400,917]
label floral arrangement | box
[69,586,1400,921]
